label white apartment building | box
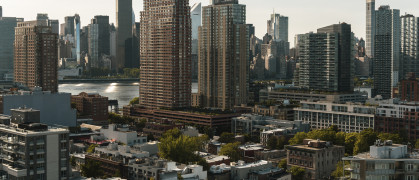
[0,109,70,180]
[343,140,419,180]
[294,101,375,133]
[99,124,147,146]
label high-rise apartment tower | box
[116,0,133,70]
[139,0,192,109]
[373,6,400,99]
[14,21,58,92]
[366,0,375,57]
[198,0,249,110]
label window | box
[406,175,413,180]
[407,164,414,171]
[61,170,67,177]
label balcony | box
[17,141,25,146]
[1,163,27,177]
[36,140,45,145]
[36,168,45,174]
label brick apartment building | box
[71,92,108,124]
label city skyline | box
[2,0,419,47]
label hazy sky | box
[1,0,418,47]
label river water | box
[59,82,198,108]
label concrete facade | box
[0,90,76,127]
[259,89,368,103]
[99,124,147,146]
[0,114,70,179]
[0,15,22,80]
[294,101,375,133]
[343,140,419,180]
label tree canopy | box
[267,136,286,150]
[129,97,139,105]
[331,161,349,179]
[81,160,103,178]
[158,128,208,169]
[288,166,305,180]
[108,113,135,124]
[288,127,402,156]
[219,142,241,162]
[219,132,236,144]
[278,159,287,171]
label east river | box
[59,81,198,108]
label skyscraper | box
[36,13,49,21]
[63,16,75,37]
[93,16,110,55]
[297,23,354,92]
[267,13,288,42]
[116,0,133,70]
[74,14,81,63]
[191,3,201,81]
[0,6,2,17]
[366,0,375,57]
[36,14,59,34]
[14,21,58,92]
[0,9,22,80]
[297,32,339,92]
[139,0,192,109]
[373,6,400,99]
[318,23,354,92]
[88,16,110,68]
[191,3,201,41]
[261,40,288,79]
[401,14,419,77]
[198,0,249,110]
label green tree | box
[162,128,182,139]
[354,77,361,87]
[364,78,373,86]
[219,132,235,144]
[345,132,359,156]
[278,158,287,171]
[196,135,210,151]
[289,132,307,145]
[87,144,98,153]
[81,160,103,178]
[70,156,76,167]
[306,129,336,143]
[135,118,147,131]
[288,166,305,180]
[378,133,402,144]
[204,127,215,139]
[129,97,139,105]
[158,128,206,165]
[277,136,287,149]
[219,142,241,162]
[335,132,346,146]
[328,125,340,133]
[147,134,155,141]
[331,161,349,178]
[267,136,279,150]
[354,129,378,155]
[114,169,121,177]
[108,113,124,124]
